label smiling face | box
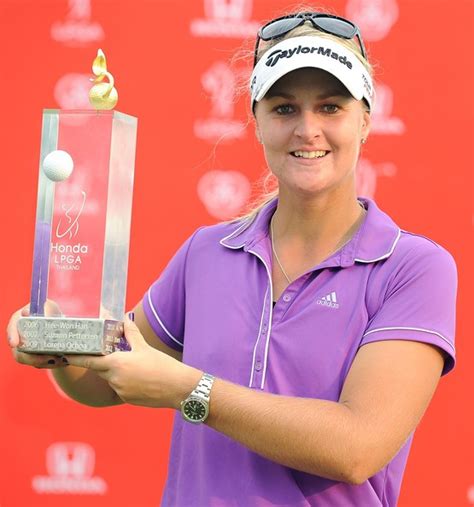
[254,67,370,199]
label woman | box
[8,9,457,507]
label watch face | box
[182,399,207,422]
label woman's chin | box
[280,177,331,197]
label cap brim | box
[254,60,364,103]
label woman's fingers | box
[44,299,62,317]
[20,304,31,317]
[7,307,28,348]
[14,349,69,369]
[8,300,62,349]
[122,312,146,350]
[7,305,67,368]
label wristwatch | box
[180,372,215,424]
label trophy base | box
[17,317,131,355]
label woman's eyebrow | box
[264,91,295,100]
[265,89,350,100]
[317,90,351,100]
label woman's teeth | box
[292,150,328,159]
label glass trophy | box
[17,50,137,355]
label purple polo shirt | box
[143,197,457,507]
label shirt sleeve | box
[360,243,458,375]
[142,228,202,352]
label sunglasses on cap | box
[253,12,367,67]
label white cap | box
[250,35,374,110]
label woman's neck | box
[271,189,365,248]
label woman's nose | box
[293,111,322,140]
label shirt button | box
[255,361,262,371]
[283,294,292,302]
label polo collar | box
[219,197,401,266]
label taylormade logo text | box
[265,45,353,69]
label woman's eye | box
[321,104,339,114]
[275,104,294,115]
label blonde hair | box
[230,5,374,223]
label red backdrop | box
[1,0,472,506]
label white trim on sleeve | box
[146,289,184,347]
[362,325,454,352]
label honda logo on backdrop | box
[205,0,252,19]
[51,0,105,46]
[194,62,246,142]
[468,484,474,505]
[197,170,251,220]
[54,73,94,109]
[32,442,107,494]
[191,0,259,38]
[371,82,405,135]
[346,0,399,42]
[356,158,397,198]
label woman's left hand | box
[64,315,202,409]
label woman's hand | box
[7,302,68,369]
[64,314,202,409]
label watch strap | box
[191,372,215,401]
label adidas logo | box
[316,291,339,309]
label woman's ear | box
[255,127,263,144]
[361,110,371,142]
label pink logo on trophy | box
[55,191,86,240]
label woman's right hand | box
[7,302,68,369]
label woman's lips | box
[290,150,330,164]
[291,150,329,159]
